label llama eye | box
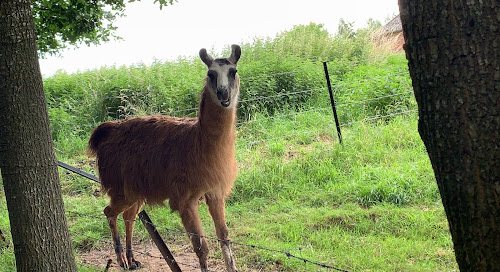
[207,71,216,81]
[229,69,237,78]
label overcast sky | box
[38,0,400,77]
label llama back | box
[88,116,200,203]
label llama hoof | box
[128,260,142,270]
[117,256,128,270]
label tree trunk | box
[398,1,499,271]
[0,0,77,271]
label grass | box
[0,112,458,271]
[0,24,457,271]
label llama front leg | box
[206,196,238,272]
[179,201,210,272]
[122,201,143,270]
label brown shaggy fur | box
[88,85,237,211]
[88,46,241,272]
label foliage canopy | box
[32,0,175,56]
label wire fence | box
[117,58,410,270]
[158,53,411,119]
[239,54,400,83]
[66,208,350,272]
[59,62,413,270]
[233,64,415,147]
[0,56,416,271]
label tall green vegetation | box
[43,22,411,155]
[0,22,457,271]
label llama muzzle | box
[217,89,231,107]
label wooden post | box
[138,210,182,272]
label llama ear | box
[200,48,213,67]
[228,44,241,64]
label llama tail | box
[88,122,115,157]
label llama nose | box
[217,89,229,101]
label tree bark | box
[398,1,499,271]
[0,0,77,271]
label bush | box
[334,54,415,122]
[238,46,324,119]
[42,21,413,156]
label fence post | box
[138,211,182,272]
[322,62,342,144]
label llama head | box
[200,44,241,109]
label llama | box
[88,45,241,272]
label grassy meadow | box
[0,23,458,271]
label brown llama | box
[88,45,241,272]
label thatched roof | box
[378,15,402,35]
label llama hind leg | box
[206,196,238,272]
[104,199,132,269]
[179,201,210,272]
[123,201,144,270]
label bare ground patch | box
[78,241,227,272]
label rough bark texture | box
[398,1,499,271]
[0,0,77,271]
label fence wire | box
[0,58,415,271]
[161,69,410,119]
[239,54,400,83]
[70,64,411,270]
[239,87,324,104]
[66,208,350,271]
[237,109,416,148]
[339,109,418,127]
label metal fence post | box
[322,62,343,144]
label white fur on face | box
[206,61,239,109]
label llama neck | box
[197,87,237,143]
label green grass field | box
[0,113,458,271]
[0,23,458,271]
